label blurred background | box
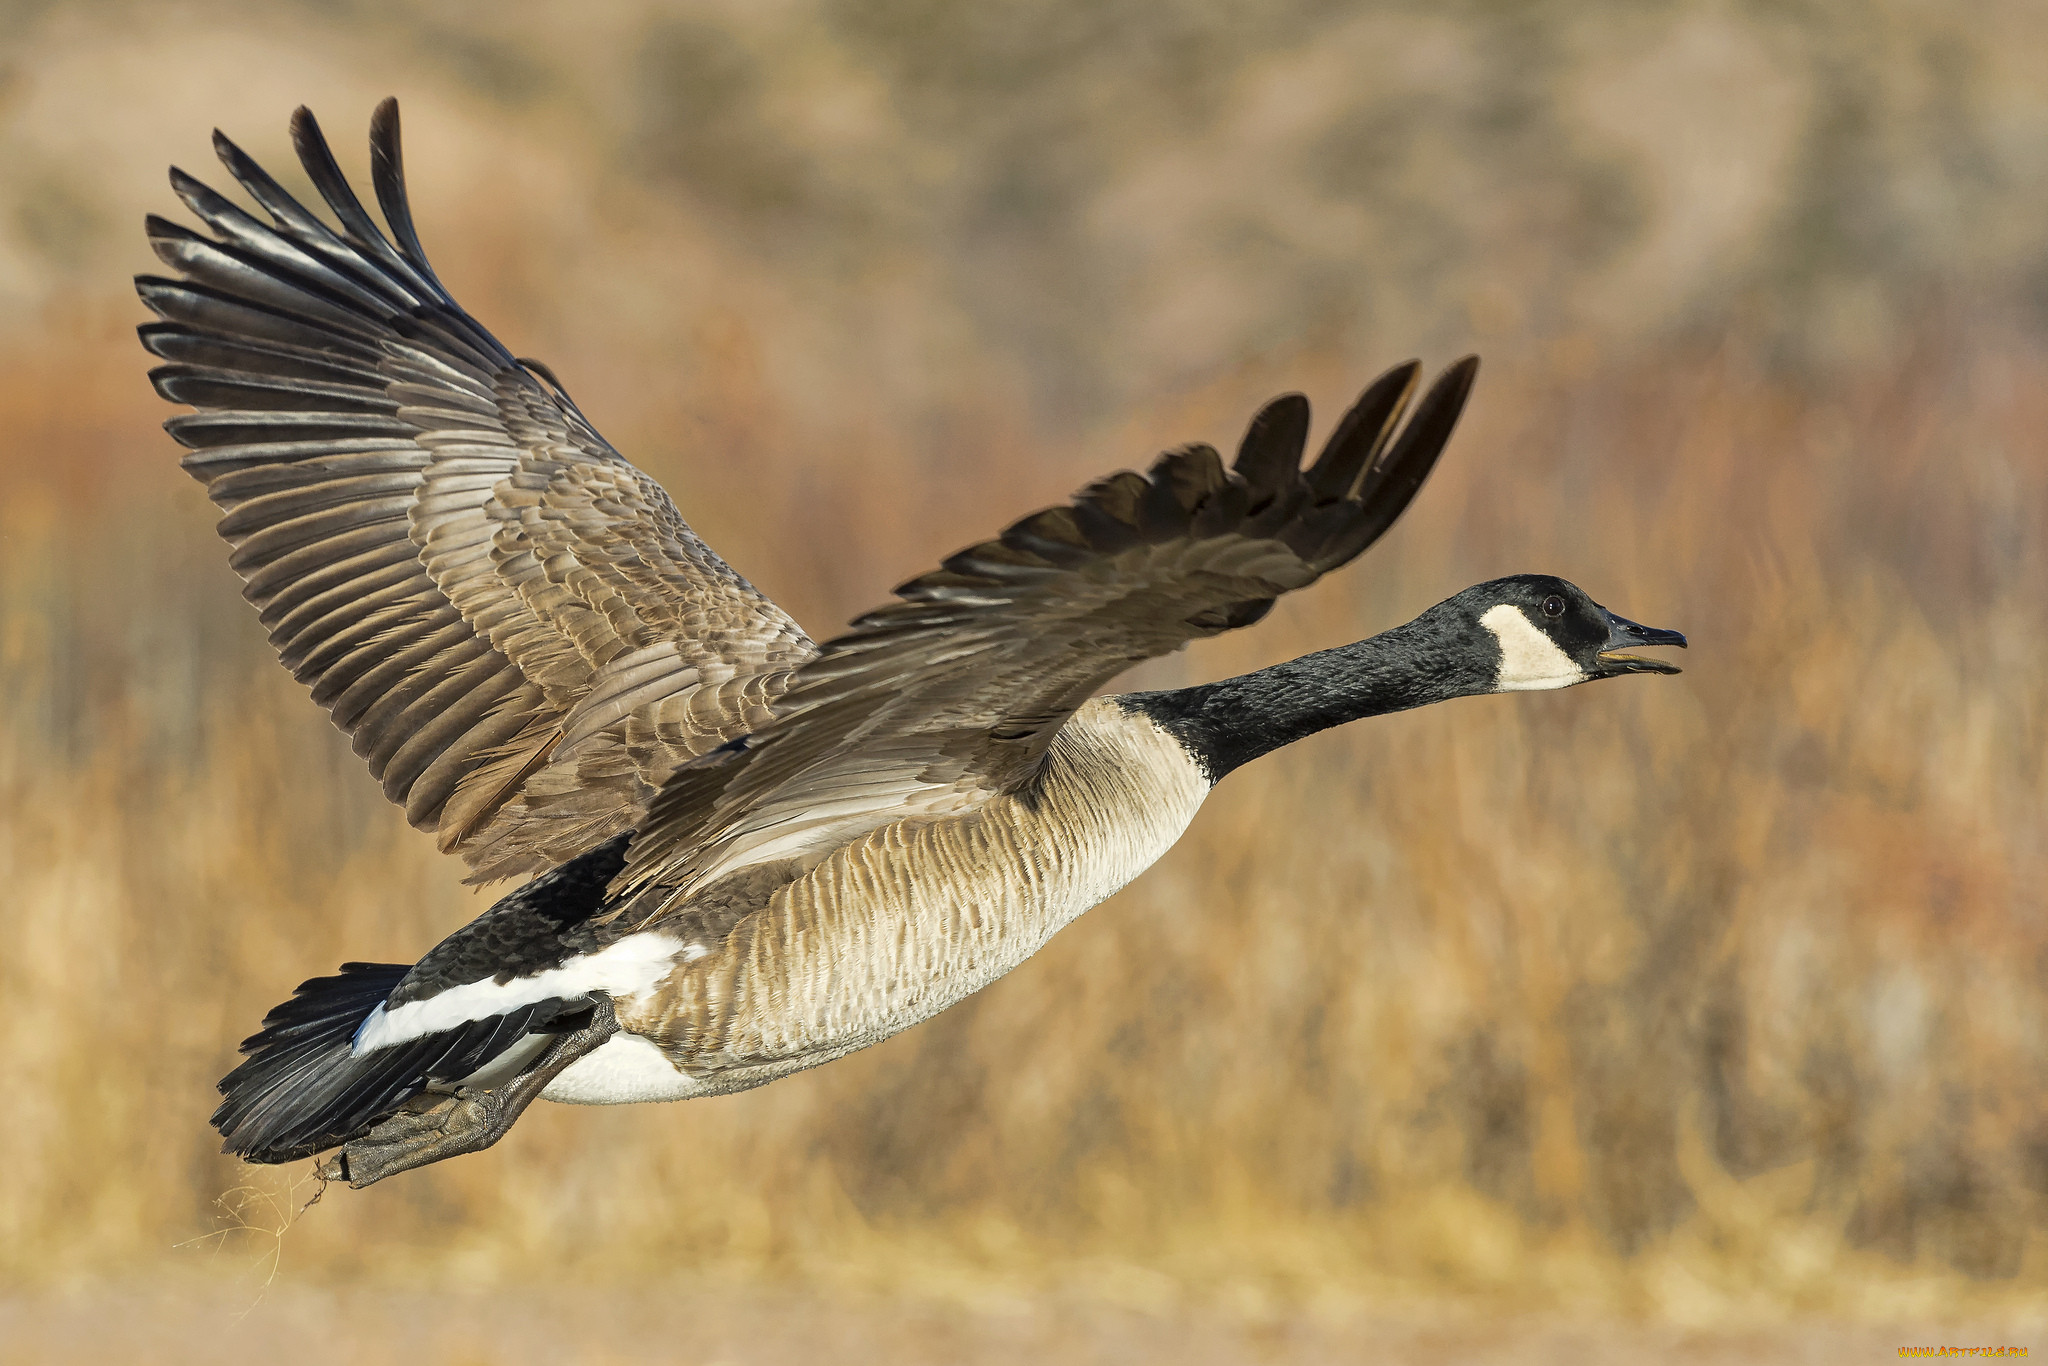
[1,0,2045,1360]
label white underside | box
[451,1033,552,1092]
[353,931,686,1054]
[540,1033,705,1105]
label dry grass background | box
[1,0,2046,1359]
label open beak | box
[1594,608,1686,676]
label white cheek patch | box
[1480,604,1587,692]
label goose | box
[139,101,1685,1188]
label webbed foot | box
[319,997,619,1188]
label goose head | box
[1465,574,1686,692]
[1114,573,1685,782]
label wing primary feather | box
[150,366,396,415]
[367,97,448,294]
[1232,393,1311,500]
[136,274,376,356]
[1319,356,1481,568]
[1305,360,1420,502]
[146,217,385,336]
[1070,491,1144,554]
[1357,355,1479,507]
[294,104,514,372]
[1356,355,1478,510]
[1136,452,1196,538]
[288,105,437,300]
[1161,443,1229,511]
[168,166,417,318]
[211,128,414,306]
[138,322,386,384]
[998,508,1096,568]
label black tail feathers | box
[213,963,414,1164]
[213,963,581,1165]
[213,839,640,1164]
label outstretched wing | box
[138,99,814,883]
[622,357,1477,902]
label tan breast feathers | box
[622,699,1210,1075]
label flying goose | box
[139,101,1685,1187]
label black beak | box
[1594,608,1686,676]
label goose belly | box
[542,1033,708,1105]
[631,705,1210,1074]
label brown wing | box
[138,99,813,883]
[621,357,1478,902]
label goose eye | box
[1541,595,1565,619]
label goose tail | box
[211,962,420,1164]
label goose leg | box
[321,996,619,1188]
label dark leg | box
[320,996,620,1188]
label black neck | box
[1117,602,1496,781]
